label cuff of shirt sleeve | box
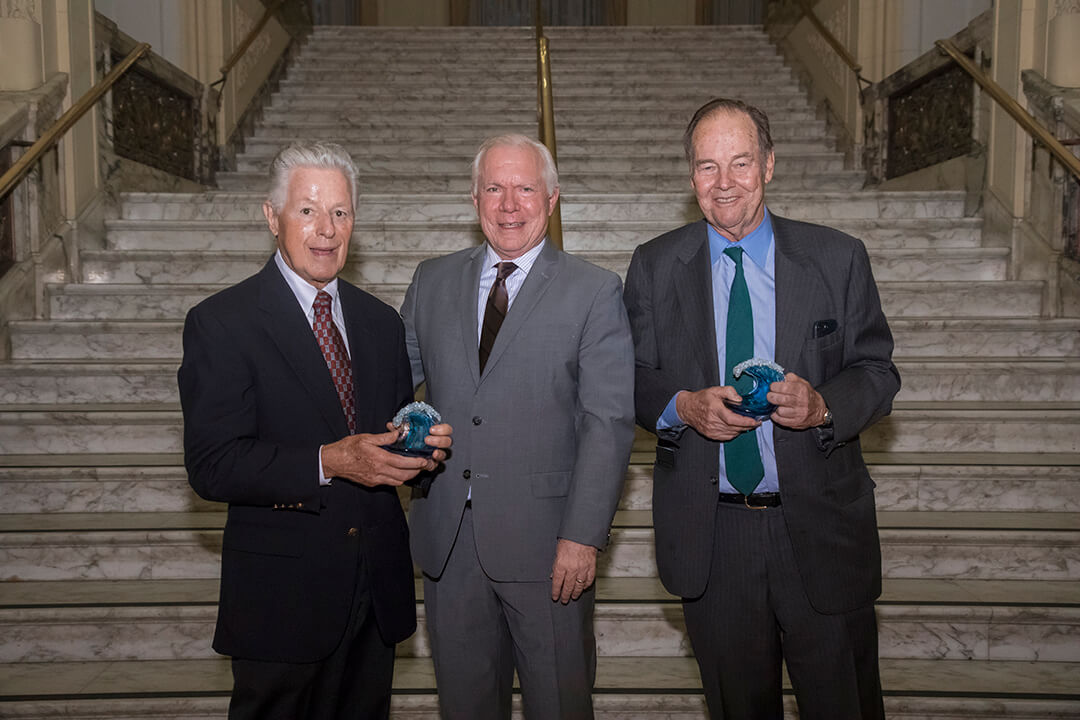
[318,445,332,486]
[657,392,686,431]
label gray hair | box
[471,134,559,197]
[683,97,774,168]
[267,141,359,211]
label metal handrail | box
[534,1,563,249]
[936,38,1080,183]
[212,0,284,89]
[0,43,151,203]
[794,0,871,91]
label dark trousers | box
[228,555,395,720]
[682,502,885,720]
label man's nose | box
[499,192,518,211]
[315,211,334,236]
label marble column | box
[0,0,44,91]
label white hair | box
[470,134,559,197]
[267,141,359,211]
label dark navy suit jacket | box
[179,259,416,662]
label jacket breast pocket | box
[531,471,572,498]
[222,521,305,558]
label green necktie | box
[722,246,765,496]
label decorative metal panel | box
[110,53,198,181]
[886,63,974,179]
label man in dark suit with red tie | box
[624,99,900,718]
[178,141,451,720]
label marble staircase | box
[1,25,1078,719]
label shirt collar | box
[484,238,546,275]
[274,249,339,313]
[707,208,773,271]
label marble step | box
[234,152,845,175]
[4,458,1079,515]
[3,352,1060,411]
[104,214,983,252]
[237,136,835,159]
[1,510,1077,582]
[39,277,1043,323]
[258,105,822,125]
[116,191,967,223]
[249,117,831,141]
[280,68,796,87]
[214,169,864,193]
[77,246,1007,287]
[3,576,1077,663]
[3,657,1075,719]
[13,317,1079,362]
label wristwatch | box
[820,406,834,428]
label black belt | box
[718,492,781,509]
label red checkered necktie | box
[312,290,356,435]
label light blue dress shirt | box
[656,210,780,494]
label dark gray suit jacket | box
[402,241,636,582]
[624,215,900,614]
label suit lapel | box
[340,284,377,434]
[672,222,721,387]
[479,240,560,380]
[459,245,486,387]
[258,260,349,437]
[772,214,818,372]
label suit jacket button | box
[347,527,359,537]
[463,469,471,480]
[472,416,482,425]
[709,476,718,484]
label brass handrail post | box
[534,1,563,249]
[0,43,151,203]
[936,39,1080,184]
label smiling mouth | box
[499,222,525,229]
[713,197,739,204]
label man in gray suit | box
[401,134,636,719]
[623,98,900,718]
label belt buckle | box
[744,494,768,510]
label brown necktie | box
[479,261,517,373]
[313,290,356,434]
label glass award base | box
[382,401,441,457]
[724,358,785,421]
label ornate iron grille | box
[886,63,974,179]
[0,145,14,277]
[1066,173,1079,263]
[111,52,198,181]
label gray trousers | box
[682,501,885,720]
[424,506,596,720]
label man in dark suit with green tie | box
[624,98,900,719]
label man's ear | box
[262,201,279,237]
[547,186,560,216]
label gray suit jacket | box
[402,241,636,581]
[624,215,900,614]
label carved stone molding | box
[233,2,273,89]
[0,0,40,22]
[1054,0,1080,18]
[803,1,847,90]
